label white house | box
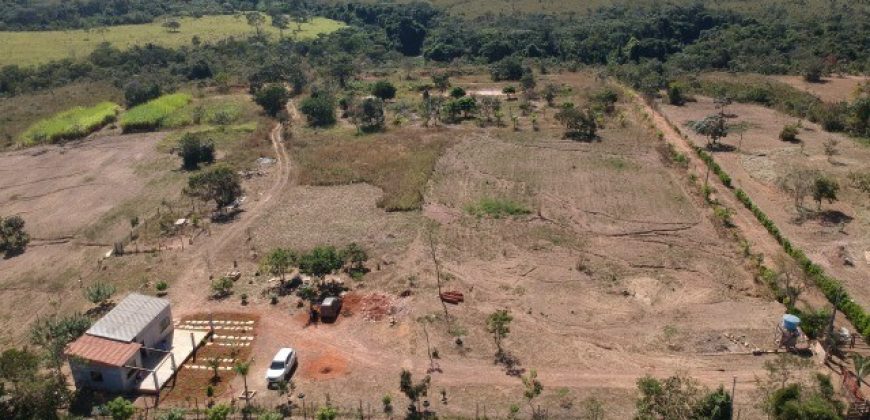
[66,293,173,393]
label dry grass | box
[290,126,455,211]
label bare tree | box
[426,223,450,320]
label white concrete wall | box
[69,352,142,392]
[133,305,173,350]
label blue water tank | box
[783,314,801,331]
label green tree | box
[298,246,343,278]
[351,97,386,133]
[254,84,291,117]
[177,134,215,170]
[432,72,450,93]
[371,80,397,101]
[449,86,466,98]
[340,242,368,273]
[211,276,234,298]
[689,113,728,148]
[162,19,181,33]
[522,369,544,417]
[104,396,135,420]
[245,12,266,36]
[123,79,160,107]
[186,165,242,211]
[486,309,512,355]
[635,375,701,420]
[234,360,251,410]
[520,69,536,91]
[299,94,337,127]
[328,54,356,88]
[0,215,30,257]
[490,56,524,81]
[399,369,431,414]
[852,354,870,386]
[542,83,558,106]
[812,176,839,210]
[555,104,597,141]
[667,82,686,106]
[694,386,732,420]
[84,281,116,307]
[260,248,296,283]
[271,14,290,38]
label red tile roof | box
[66,334,141,367]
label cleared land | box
[771,75,869,103]
[151,73,788,417]
[658,96,870,310]
[0,15,345,67]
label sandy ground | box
[658,96,870,309]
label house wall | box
[69,353,142,392]
[133,305,173,351]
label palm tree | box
[853,354,870,387]
[235,360,252,409]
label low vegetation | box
[465,198,531,219]
[0,215,29,257]
[119,93,192,132]
[19,102,120,145]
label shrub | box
[490,56,524,81]
[0,215,30,257]
[85,282,116,307]
[178,133,215,170]
[211,276,234,298]
[779,124,800,142]
[120,93,192,132]
[371,80,397,100]
[104,396,135,420]
[667,82,686,106]
[465,198,531,219]
[253,84,290,117]
[155,281,169,292]
[20,102,120,145]
[449,86,466,98]
[124,79,161,107]
[299,94,336,127]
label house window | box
[90,371,104,382]
[160,316,171,332]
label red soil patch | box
[359,293,395,321]
[300,351,349,380]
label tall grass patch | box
[19,101,120,145]
[120,93,192,133]
[465,198,531,218]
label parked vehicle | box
[319,296,342,322]
[265,347,297,385]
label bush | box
[490,56,524,81]
[20,102,120,145]
[124,79,161,107]
[449,86,466,98]
[465,198,531,219]
[155,281,169,292]
[178,133,215,170]
[85,282,116,306]
[120,93,192,132]
[104,397,135,420]
[779,124,800,142]
[0,215,30,257]
[253,84,290,117]
[211,276,233,298]
[299,94,336,127]
[371,80,397,100]
[667,82,686,106]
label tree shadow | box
[707,142,736,152]
[816,210,853,226]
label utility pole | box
[731,376,737,420]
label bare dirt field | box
[154,79,794,418]
[0,132,179,346]
[658,96,870,309]
[771,75,868,103]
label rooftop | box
[87,293,170,343]
[66,334,141,367]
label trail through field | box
[171,121,291,310]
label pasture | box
[19,101,120,145]
[0,15,345,67]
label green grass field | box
[19,101,120,145]
[0,14,345,67]
[120,93,192,132]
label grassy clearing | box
[120,93,192,132]
[0,15,345,67]
[464,197,532,218]
[0,82,123,149]
[19,101,120,145]
[291,127,454,211]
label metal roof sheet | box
[86,293,169,342]
[66,335,141,367]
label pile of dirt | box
[359,293,397,321]
[301,352,349,380]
